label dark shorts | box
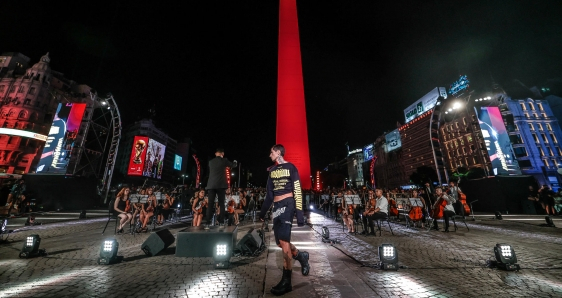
[272,197,295,245]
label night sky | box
[2,1,562,184]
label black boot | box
[293,250,310,276]
[271,268,292,296]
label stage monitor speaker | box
[141,229,175,256]
[236,228,263,255]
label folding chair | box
[102,200,118,235]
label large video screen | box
[363,143,374,161]
[385,129,401,152]
[476,107,521,175]
[174,154,182,171]
[36,103,86,174]
[143,138,166,179]
[127,136,149,176]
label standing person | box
[538,185,556,215]
[205,148,237,228]
[259,144,310,296]
[6,179,26,216]
[432,187,456,232]
[361,189,388,236]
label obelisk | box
[276,0,311,189]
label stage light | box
[213,243,231,268]
[495,211,503,220]
[378,243,399,270]
[98,239,121,265]
[19,234,46,258]
[545,216,556,227]
[493,244,520,271]
[309,205,314,210]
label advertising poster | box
[385,129,402,152]
[363,143,374,161]
[404,87,448,123]
[174,154,182,171]
[127,136,149,176]
[476,107,521,175]
[143,138,166,179]
[37,103,86,174]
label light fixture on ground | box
[321,226,330,239]
[378,243,399,270]
[98,239,122,265]
[492,243,520,271]
[19,234,46,258]
[213,243,231,269]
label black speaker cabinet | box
[141,229,175,256]
[176,226,238,257]
[236,228,263,255]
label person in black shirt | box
[205,148,237,227]
[259,144,310,296]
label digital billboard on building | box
[127,136,149,176]
[476,106,521,175]
[174,154,182,171]
[404,87,448,124]
[36,103,86,174]
[143,138,166,179]
[385,129,401,152]
[363,143,374,161]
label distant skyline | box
[2,1,562,184]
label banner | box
[143,138,166,179]
[385,129,401,152]
[127,136,149,176]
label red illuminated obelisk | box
[277,0,311,189]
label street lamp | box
[182,174,187,184]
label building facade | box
[346,150,364,187]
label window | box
[529,102,535,110]
[465,157,469,166]
[538,146,545,156]
[9,85,15,93]
[17,86,24,93]
[537,123,543,131]
[542,133,549,143]
[543,159,550,168]
[542,113,548,118]
[547,123,553,131]
[534,113,539,119]
[462,147,467,155]
[463,117,467,126]
[29,87,36,95]
[520,102,527,110]
[519,160,532,168]
[473,156,477,164]
[529,123,534,130]
[467,135,473,142]
[515,123,519,131]
[23,99,31,105]
[0,85,4,92]
[533,134,540,143]
[538,103,544,111]
[549,147,555,156]
[455,122,459,129]
[460,138,464,145]
[514,147,527,158]
[550,133,558,143]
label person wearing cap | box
[205,148,237,227]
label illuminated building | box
[115,119,177,182]
[346,150,364,187]
[276,0,311,189]
[372,134,406,189]
[0,52,86,174]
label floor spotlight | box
[98,239,121,265]
[494,211,503,220]
[19,234,46,258]
[545,216,556,227]
[378,243,399,270]
[321,226,330,239]
[493,243,520,271]
[213,243,231,269]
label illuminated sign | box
[174,154,182,171]
[36,103,86,174]
[0,128,47,141]
[404,87,448,123]
[448,75,470,96]
[363,143,374,162]
[315,170,321,190]
[348,148,362,155]
[127,136,149,176]
[476,106,521,175]
[143,138,166,179]
[385,129,401,152]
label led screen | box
[143,138,166,179]
[385,129,401,152]
[476,107,521,175]
[127,136,149,176]
[36,103,86,174]
[363,143,374,162]
[174,154,182,171]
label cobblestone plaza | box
[0,212,561,297]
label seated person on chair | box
[432,187,456,232]
[139,187,156,232]
[192,189,207,227]
[361,189,388,236]
[409,189,427,228]
[157,192,175,225]
[114,186,133,233]
[233,190,247,225]
[342,190,355,233]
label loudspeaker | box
[236,228,263,255]
[79,210,87,219]
[141,229,175,256]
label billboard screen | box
[385,129,401,152]
[476,106,521,175]
[363,143,374,162]
[36,103,86,174]
[143,138,166,179]
[404,87,448,124]
[127,136,149,176]
[174,154,182,171]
